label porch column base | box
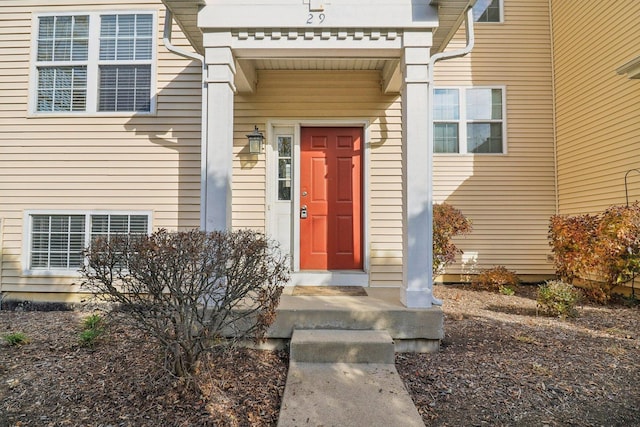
[401,288,441,309]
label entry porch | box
[264,287,444,352]
[162,0,476,309]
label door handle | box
[300,205,308,219]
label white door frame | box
[266,119,371,286]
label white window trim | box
[434,85,507,155]
[29,10,157,117]
[473,0,504,24]
[22,210,153,276]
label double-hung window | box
[33,12,155,114]
[434,87,506,154]
[26,212,150,273]
[473,0,502,23]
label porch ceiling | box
[161,0,474,56]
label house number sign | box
[306,13,326,24]
[305,0,327,24]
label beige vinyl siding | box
[234,70,403,286]
[0,1,202,294]
[552,0,640,215]
[433,0,556,277]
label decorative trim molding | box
[232,28,401,42]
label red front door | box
[300,127,362,270]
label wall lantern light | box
[247,126,264,154]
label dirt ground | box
[1,284,639,426]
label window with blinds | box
[98,14,153,112]
[30,215,86,269]
[28,212,150,272]
[33,12,155,114]
[36,15,89,112]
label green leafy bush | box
[80,328,103,348]
[4,332,29,346]
[79,314,104,348]
[433,203,472,278]
[537,280,581,318]
[472,265,520,293]
[81,228,289,383]
[549,203,640,303]
[499,285,516,296]
[83,314,103,330]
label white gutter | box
[162,11,209,230]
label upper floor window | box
[473,0,502,23]
[26,212,150,273]
[33,12,155,114]
[434,87,506,154]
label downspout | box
[163,10,209,230]
[426,7,474,304]
[428,7,475,83]
[548,0,559,215]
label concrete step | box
[266,288,444,353]
[290,329,395,364]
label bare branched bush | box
[80,229,289,382]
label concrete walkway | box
[277,329,425,427]
[277,362,425,427]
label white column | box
[203,47,235,232]
[400,32,435,308]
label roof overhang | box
[162,0,474,55]
[617,55,640,79]
[430,0,475,54]
[162,0,204,54]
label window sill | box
[22,269,83,278]
[434,152,508,156]
[27,111,157,119]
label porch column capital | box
[400,42,437,309]
[205,47,237,91]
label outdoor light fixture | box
[247,126,264,154]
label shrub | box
[472,265,520,293]
[80,228,289,383]
[433,203,472,278]
[594,204,640,295]
[548,213,599,283]
[548,203,640,302]
[4,332,29,346]
[537,280,581,318]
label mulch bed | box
[397,284,640,426]
[0,312,288,426]
[1,284,638,426]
